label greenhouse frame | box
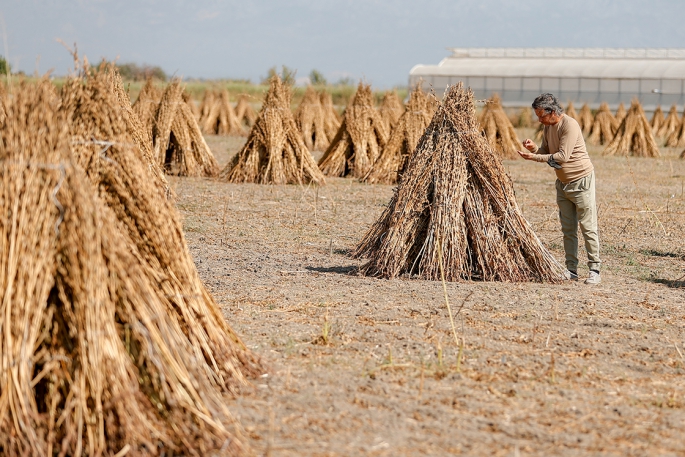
[409,48,685,110]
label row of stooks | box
[0,65,569,455]
[162,80,677,187]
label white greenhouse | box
[409,48,685,110]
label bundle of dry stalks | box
[220,75,324,184]
[149,80,219,176]
[658,104,680,139]
[132,77,161,136]
[588,102,618,146]
[235,94,258,127]
[199,89,216,121]
[1,80,259,456]
[184,91,200,118]
[615,102,627,124]
[200,89,246,136]
[578,103,593,136]
[565,101,579,122]
[479,94,520,159]
[603,100,660,157]
[295,86,330,151]
[363,85,434,184]
[354,83,563,282]
[650,105,664,135]
[378,90,404,132]
[318,82,389,177]
[666,108,685,147]
[320,91,342,141]
[515,107,535,128]
[108,68,171,197]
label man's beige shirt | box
[531,114,594,184]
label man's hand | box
[517,150,536,161]
[522,139,536,152]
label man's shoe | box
[585,270,601,285]
[563,270,579,281]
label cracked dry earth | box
[174,135,685,456]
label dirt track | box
[176,135,685,456]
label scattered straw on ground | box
[354,82,564,282]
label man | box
[517,93,601,285]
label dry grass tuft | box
[577,103,593,136]
[318,82,389,178]
[378,90,404,133]
[295,86,330,151]
[363,84,435,184]
[0,78,259,456]
[354,83,564,282]
[588,102,618,146]
[200,89,246,136]
[220,75,325,185]
[478,94,520,160]
[603,100,660,157]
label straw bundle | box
[515,107,535,128]
[184,91,200,118]
[200,89,246,136]
[199,89,216,121]
[1,81,258,456]
[149,80,219,176]
[354,83,563,282]
[588,102,618,146]
[378,90,404,132]
[615,102,627,124]
[650,105,664,134]
[657,104,680,139]
[565,101,578,122]
[318,82,389,178]
[295,86,330,151]
[108,68,172,197]
[577,103,593,136]
[220,75,324,185]
[363,85,434,184]
[479,94,520,160]
[320,91,342,141]
[235,94,258,127]
[131,77,161,137]
[603,100,660,157]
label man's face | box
[535,108,555,125]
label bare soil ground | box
[174,133,685,456]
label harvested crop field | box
[173,133,685,456]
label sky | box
[2,0,685,88]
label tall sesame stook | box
[354,83,564,282]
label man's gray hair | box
[532,93,563,115]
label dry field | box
[173,133,685,456]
